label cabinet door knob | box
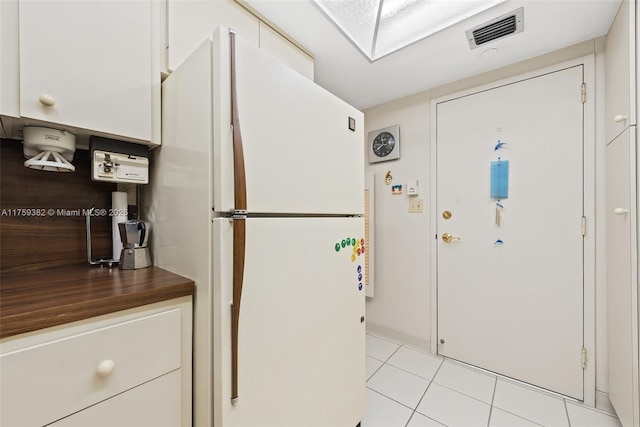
[96,359,116,377]
[614,208,629,215]
[38,94,56,107]
[613,115,628,123]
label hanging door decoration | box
[491,140,509,244]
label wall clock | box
[368,125,400,163]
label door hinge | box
[581,83,586,103]
[581,347,588,369]
[581,216,587,236]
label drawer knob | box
[614,208,629,215]
[613,115,628,123]
[38,94,56,107]
[96,359,116,377]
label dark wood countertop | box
[0,265,195,339]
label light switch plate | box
[409,199,424,213]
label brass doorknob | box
[442,233,461,243]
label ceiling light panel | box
[315,0,380,58]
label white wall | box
[364,38,612,407]
[364,91,431,350]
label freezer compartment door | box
[212,217,365,426]
[215,33,364,215]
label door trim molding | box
[429,54,596,406]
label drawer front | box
[1,308,181,427]
[51,370,182,427]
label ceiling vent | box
[467,7,524,50]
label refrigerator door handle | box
[230,32,247,213]
[230,218,246,406]
[230,30,247,406]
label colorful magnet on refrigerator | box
[385,171,393,185]
[358,283,363,291]
[392,185,402,194]
[351,254,356,262]
[357,265,362,273]
[335,243,341,252]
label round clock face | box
[372,132,396,157]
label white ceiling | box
[245,0,622,110]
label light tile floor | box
[364,333,622,427]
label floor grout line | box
[366,385,416,412]
[384,361,441,382]
[366,357,386,381]
[428,381,495,406]
[383,343,403,363]
[408,355,446,425]
[490,408,547,427]
[374,343,435,427]
[564,399,572,427]
[486,376,498,427]
[365,336,620,427]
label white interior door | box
[436,65,585,399]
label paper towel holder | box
[85,207,119,267]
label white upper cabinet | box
[0,1,20,120]
[9,0,159,145]
[605,0,636,143]
[166,0,313,79]
[167,0,259,72]
[259,21,314,80]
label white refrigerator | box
[147,28,365,426]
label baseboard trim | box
[365,322,430,352]
[595,390,616,415]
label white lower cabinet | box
[52,371,182,427]
[0,297,192,427]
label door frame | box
[429,55,596,405]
